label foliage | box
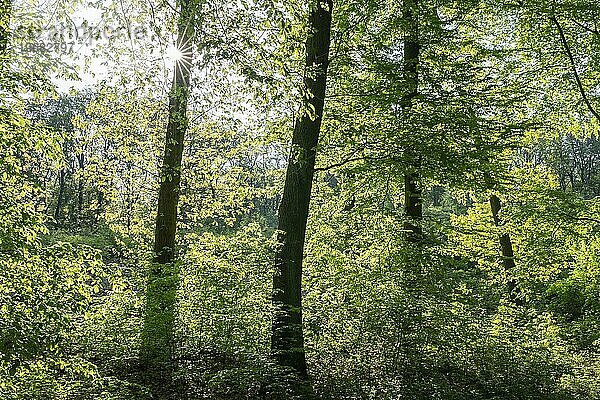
[2,0,600,398]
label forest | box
[2,0,600,398]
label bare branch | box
[551,15,600,122]
[314,154,392,172]
[559,212,600,225]
[570,19,600,37]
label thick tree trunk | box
[489,193,522,305]
[402,0,422,242]
[271,0,333,379]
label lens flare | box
[165,45,184,62]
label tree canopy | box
[1,0,600,398]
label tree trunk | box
[271,0,333,379]
[153,1,193,265]
[489,193,522,305]
[54,168,65,224]
[0,0,10,56]
[402,0,422,242]
[77,152,84,223]
[141,0,194,383]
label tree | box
[0,0,9,56]
[26,93,92,226]
[271,0,334,379]
[141,0,195,383]
[153,0,194,266]
[488,192,522,305]
[401,0,422,242]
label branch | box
[314,155,391,172]
[571,19,600,37]
[551,15,600,122]
[559,211,600,225]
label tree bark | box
[271,0,333,379]
[0,0,10,56]
[77,152,84,223]
[489,193,522,305]
[54,168,65,224]
[402,0,422,242]
[153,1,193,264]
[141,0,194,383]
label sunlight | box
[11,0,600,396]
[165,45,184,63]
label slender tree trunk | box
[141,0,194,384]
[0,0,10,56]
[271,0,333,379]
[489,193,522,305]
[54,168,65,223]
[77,152,84,223]
[402,0,422,242]
[95,190,103,223]
[153,9,193,265]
